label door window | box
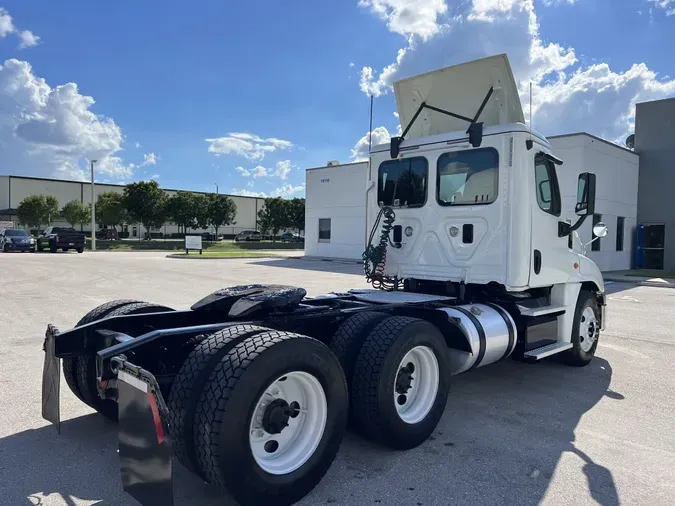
[534,156,561,216]
[378,157,427,208]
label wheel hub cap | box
[579,307,598,352]
[394,346,440,425]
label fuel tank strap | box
[453,307,486,369]
[483,303,516,360]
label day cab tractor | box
[40,54,608,506]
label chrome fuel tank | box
[437,303,517,375]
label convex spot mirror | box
[593,222,608,238]
[575,172,596,216]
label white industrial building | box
[304,133,639,272]
[0,175,265,237]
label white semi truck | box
[40,54,607,506]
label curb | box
[603,277,675,289]
[165,253,281,260]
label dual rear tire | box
[330,314,451,450]
[169,326,348,506]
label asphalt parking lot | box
[1,251,674,506]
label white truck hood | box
[393,53,525,140]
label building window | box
[437,148,499,206]
[616,217,625,251]
[534,155,562,216]
[592,214,602,251]
[378,156,428,208]
[318,218,331,243]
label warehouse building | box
[0,175,265,238]
[634,97,675,272]
[304,133,640,272]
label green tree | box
[257,197,288,240]
[193,194,211,230]
[16,195,47,231]
[207,194,237,237]
[287,198,305,234]
[96,192,127,232]
[61,200,90,228]
[168,191,201,233]
[44,195,60,225]
[123,180,168,239]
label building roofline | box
[547,132,637,156]
[305,161,368,171]
[636,96,675,107]
[0,174,266,200]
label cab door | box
[529,152,574,286]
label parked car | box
[37,227,85,253]
[96,228,119,240]
[199,232,224,241]
[0,229,35,252]
[281,232,305,243]
[234,230,262,242]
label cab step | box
[524,342,572,360]
[517,305,567,317]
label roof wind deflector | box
[390,87,494,158]
[541,152,563,166]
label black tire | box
[329,311,389,425]
[194,331,348,506]
[37,243,43,252]
[563,290,600,367]
[76,247,83,253]
[350,316,450,450]
[50,244,57,253]
[2,244,7,253]
[76,301,173,421]
[63,299,144,403]
[168,324,268,476]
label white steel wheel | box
[249,371,327,475]
[394,345,440,425]
[579,306,599,352]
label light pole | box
[90,160,97,251]
[215,183,219,194]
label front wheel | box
[49,244,57,253]
[563,290,600,367]
[350,316,451,450]
[194,331,348,506]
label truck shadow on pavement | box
[0,357,621,506]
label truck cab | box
[366,54,604,297]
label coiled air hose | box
[362,206,403,291]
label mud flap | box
[41,324,61,433]
[115,358,174,506]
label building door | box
[637,224,665,270]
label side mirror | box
[575,173,596,216]
[593,222,608,238]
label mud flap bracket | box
[41,324,61,433]
[113,356,174,506]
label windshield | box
[377,157,427,208]
[5,230,28,237]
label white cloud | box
[252,165,268,178]
[358,0,448,40]
[150,173,160,180]
[649,0,675,15]
[0,8,40,49]
[357,0,675,142]
[205,132,293,161]
[0,8,14,38]
[230,183,306,198]
[351,126,392,161]
[274,160,292,179]
[139,152,157,167]
[18,30,40,49]
[235,166,251,176]
[349,62,355,67]
[0,58,139,181]
[135,142,141,148]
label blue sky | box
[0,1,674,197]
